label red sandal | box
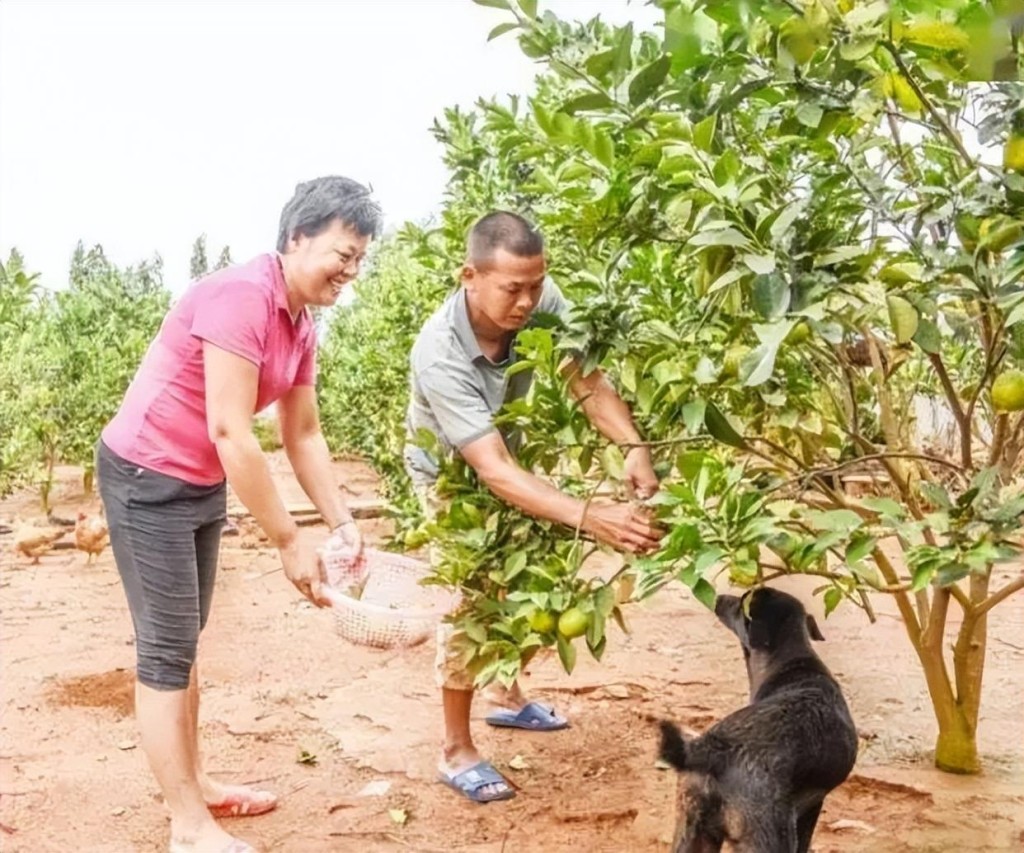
[207,788,277,819]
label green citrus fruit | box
[528,609,556,634]
[557,607,590,639]
[991,370,1024,413]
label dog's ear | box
[806,614,825,641]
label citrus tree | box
[0,246,169,506]
[318,240,450,520]
[389,0,1024,775]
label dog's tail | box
[659,720,690,770]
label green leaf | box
[693,113,717,153]
[585,48,617,80]
[860,496,905,518]
[911,561,935,592]
[601,443,626,480]
[920,482,953,510]
[912,318,942,354]
[612,22,634,82]
[743,253,777,275]
[593,129,615,169]
[628,55,671,107]
[691,578,717,610]
[812,509,864,532]
[464,620,487,644]
[704,401,747,448]
[664,6,706,71]
[887,294,919,345]
[487,22,518,41]
[740,320,795,386]
[504,550,528,581]
[516,0,537,19]
[840,35,879,61]
[845,533,876,564]
[556,633,577,674]
[682,399,706,433]
[823,587,843,616]
[769,201,804,243]
[751,273,790,318]
[795,102,824,129]
[690,227,749,248]
[562,92,614,114]
[472,0,510,7]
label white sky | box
[0,0,659,294]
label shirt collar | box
[452,288,485,362]
[271,252,308,328]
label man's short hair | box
[467,211,544,270]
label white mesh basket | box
[324,548,456,649]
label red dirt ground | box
[2,456,1022,851]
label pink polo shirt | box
[102,253,317,486]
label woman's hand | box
[279,535,331,607]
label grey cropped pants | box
[97,440,227,690]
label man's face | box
[463,249,546,332]
[286,218,370,307]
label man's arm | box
[461,433,660,552]
[561,358,659,498]
[277,384,359,539]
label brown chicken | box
[14,523,66,563]
[75,512,109,564]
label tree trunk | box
[934,707,980,774]
[912,574,990,775]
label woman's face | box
[284,218,370,307]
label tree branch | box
[881,41,975,167]
[973,573,1024,619]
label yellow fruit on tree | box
[889,73,923,114]
[903,21,970,52]
[557,607,590,639]
[784,321,812,345]
[780,17,828,64]
[1006,132,1024,173]
[991,371,1024,413]
[528,609,556,634]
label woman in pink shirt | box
[98,176,380,853]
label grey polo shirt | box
[404,278,569,487]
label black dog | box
[659,587,858,853]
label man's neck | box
[466,294,515,362]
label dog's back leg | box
[795,799,823,853]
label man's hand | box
[624,446,659,500]
[280,535,331,607]
[582,500,663,554]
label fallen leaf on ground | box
[508,754,530,771]
[357,780,391,797]
[389,808,408,825]
[828,819,876,833]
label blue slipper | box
[438,761,516,803]
[485,701,569,731]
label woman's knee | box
[135,637,198,690]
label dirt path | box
[2,458,1022,852]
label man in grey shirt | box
[405,211,661,803]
